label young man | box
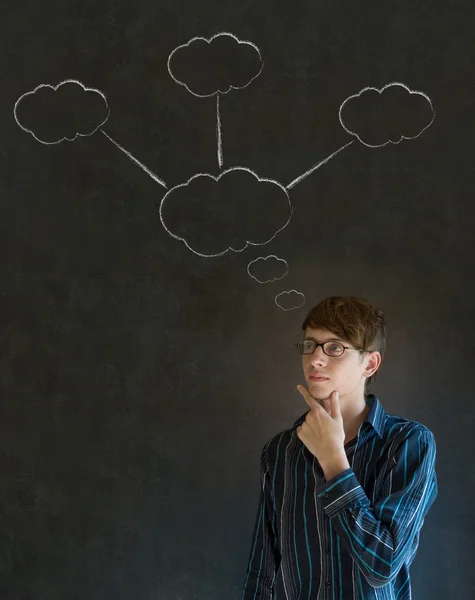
[241,296,438,600]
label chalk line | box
[217,93,223,169]
[101,130,168,189]
[286,140,355,190]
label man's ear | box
[364,351,381,377]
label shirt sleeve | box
[241,443,282,600]
[315,425,438,588]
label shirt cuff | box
[316,468,370,519]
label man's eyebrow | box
[304,336,345,343]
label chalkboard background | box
[1,0,474,598]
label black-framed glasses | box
[294,339,372,357]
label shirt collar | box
[291,393,386,439]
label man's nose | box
[310,346,327,364]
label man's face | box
[301,326,373,402]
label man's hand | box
[296,386,348,474]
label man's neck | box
[341,394,370,442]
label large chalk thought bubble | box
[339,82,434,148]
[275,290,306,311]
[247,255,289,283]
[159,167,292,257]
[14,79,110,145]
[167,32,263,97]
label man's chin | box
[306,382,326,401]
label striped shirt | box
[241,393,438,600]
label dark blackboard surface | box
[1,0,474,598]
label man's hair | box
[301,296,387,392]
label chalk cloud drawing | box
[167,32,263,97]
[14,79,109,144]
[159,168,292,258]
[339,82,435,148]
[275,290,306,311]
[168,32,263,170]
[247,255,289,283]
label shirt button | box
[322,493,329,499]
[325,548,331,554]
[326,581,331,587]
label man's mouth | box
[309,374,329,382]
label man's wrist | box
[320,451,351,481]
